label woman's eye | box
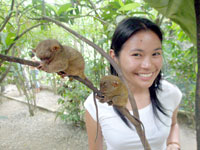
[153,52,161,56]
[132,53,141,56]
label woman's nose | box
[141,57,152,68]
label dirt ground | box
[0,85,197,150]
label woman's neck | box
[126,86,151,110]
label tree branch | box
[68,75,103,97]
[0,54,40,67]
[194,0,200,149]
[0,63,12,83]
[0,0,15,32]
[115,106,151,149]
[87,0,100,18]
[68,14,107,25]
[19,4,41,22]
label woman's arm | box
[167,107,181,150]
[85,110,103,150]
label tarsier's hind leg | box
[112,95,128,107]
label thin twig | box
[87,0,100,18]
[0,0,15,32]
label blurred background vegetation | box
[0,0,196,128]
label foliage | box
[162,21,196,120]
[144,0,196,44]
[57,80,91,128]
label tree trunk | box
[195,0,200,149]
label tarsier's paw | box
[37,63,47,72]
[57,71,68,78]
[96,95,104,102]
[96,95,110,104]
[107,101,113,106]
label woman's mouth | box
[138,73,153,77]
[136,72,154,81]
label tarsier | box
[99,75,141,127]
[33,39,86,79]
[99,75,128,107]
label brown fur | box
[99,75,128,107]
[33,39,86,79]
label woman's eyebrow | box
[154,48,162,51]
[129,49,143,52]
[129,47,162,52]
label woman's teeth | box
[138,73,153,77]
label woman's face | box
[110,30,163,90]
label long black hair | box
[110,17,168,127]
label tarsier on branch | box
[33,39,87,80]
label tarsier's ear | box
[112,81,119,87]
[32,49,36,53]
[51,45,60,51]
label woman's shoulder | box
[157,79,182,111]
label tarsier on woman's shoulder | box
[99,75,128,107]
[99,75,141,127]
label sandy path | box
[0,98,88,150]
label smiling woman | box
[110,30,163,92]
[84,17,182,150]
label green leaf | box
[195,63,198,74]
[46,4,57,16]
[116,15,126,24]
[118,0,124,7]
[57,3,73,15]
[144,0,196,44]
[2,32,15,47]
[118,2,140,11]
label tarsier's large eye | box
[52,45,60,51]
[102,82,106,86]
[112,81,119,87]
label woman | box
[84,17,182,150]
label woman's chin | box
[132,77,155,89]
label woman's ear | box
[109,49,118,63]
